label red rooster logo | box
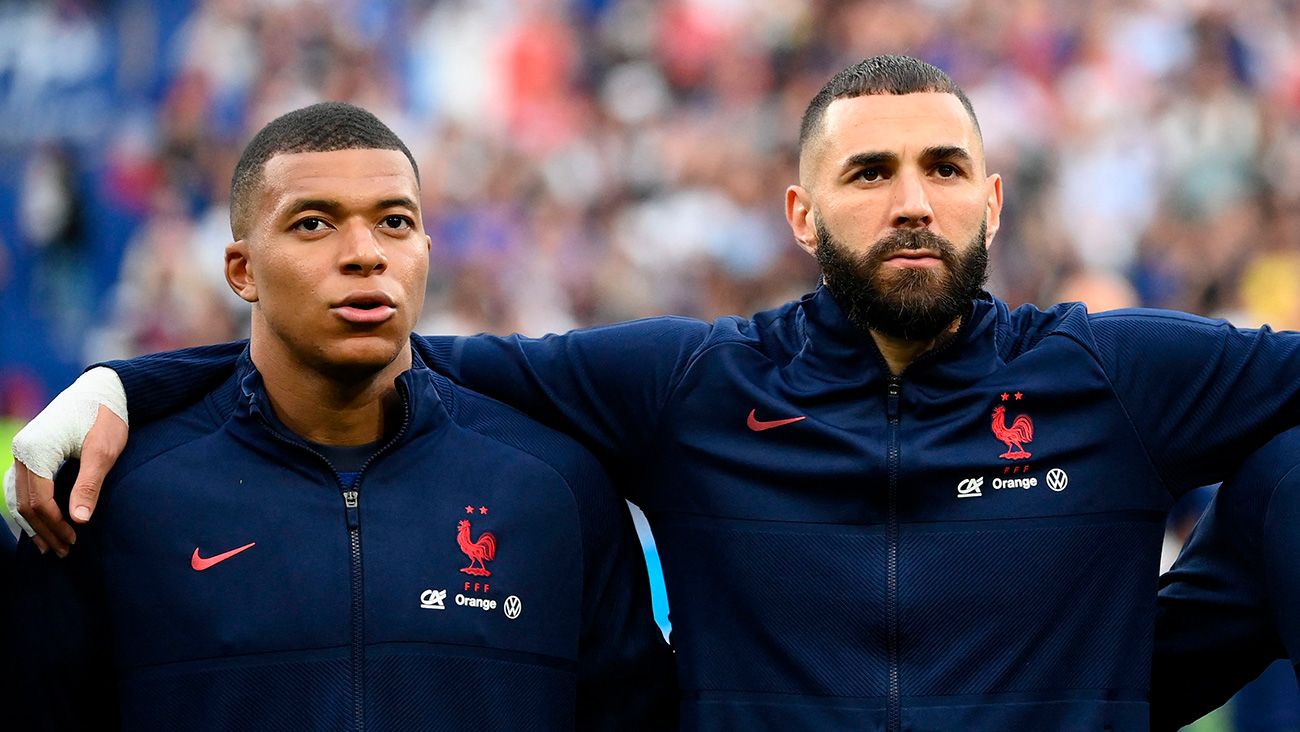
[991,405,1034,460]
[457,519,497,577]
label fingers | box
[15,459,75,557]
[68,405,128,524]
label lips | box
[881,249,945,269]
[331,291,397,324]
[884,249,942,261]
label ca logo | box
[957,477,984,499]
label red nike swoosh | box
[191,542,257,571]
[747,409,806,432]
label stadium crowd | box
[4,0,1300,728]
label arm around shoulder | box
[413,318,712,458]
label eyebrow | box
[377,197,419,211]
[919,145,974,166]
[843,151,898,171]
[284,198,344,218]
[841,145,974,172]
[282,196,419,219]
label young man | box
[15,56,1300,730]
[1151,426,1300,730]
[9,103,674,731]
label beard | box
[814,219,989,341]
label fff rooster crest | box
[457,519,497,577]
[991,396,1034,461]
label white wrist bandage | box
[3,468,26,540]
[5,367,128,537]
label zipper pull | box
[343,490,360,530]
[886,376,901,419]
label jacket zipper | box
[868,311,969,732]
[253,386,412,732]
[342,487,363,730]
[341,401,410,732]
[885,374,902,732]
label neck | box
[869,317,961,376]
[250,336,411,446]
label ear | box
[786,185,818,258]
[225,240,258,303]
[983,173,1003,249]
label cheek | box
[936,189,989,220]
[399,255,430,306]
[826,193,885,224]
[258,254,323,309]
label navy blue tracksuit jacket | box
[12,350,675,731]
[1152,426,1300,731]
[101,287,1300,730]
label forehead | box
[259,148,419,211]
[819,92,980,163]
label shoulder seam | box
[108,420,229,498]
[448,393,584,486]
[649,322,725,445]
[1049,326,1172,495]
[445,388,592,580]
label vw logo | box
[1046,468,1069,492]
[504,595,523,620]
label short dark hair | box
[229,102,419,239]
[798,55,982,155]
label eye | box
[934,163,961,178]
[379,215,413,230]
[856,167,887,183]
[292,217,331,233]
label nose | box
[890,169,933,229]
[339,219,387,275]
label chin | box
[316,336,408,380]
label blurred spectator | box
[1055,267,1139,313]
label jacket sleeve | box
[1151,483,1284,730]
[413,317,713,460]
[1087,310,1300,494]
[8,464,119,730]
[1260,458,1300,672]
[101,340,248,425]
[567,454,678,731]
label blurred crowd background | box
[3,0,1300,728]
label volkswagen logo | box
[504,595,523,620]
[1046,468,1069,492]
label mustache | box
[867,228,958,263]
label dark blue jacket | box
[12,349,675,731]
[100,287,1300,730]
[1153,427,1300,731]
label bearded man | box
[15,55,1300,731]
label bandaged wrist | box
[3,467,33,539]
[10,366,128,480]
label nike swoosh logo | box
[191,542,257,571]
[747,409,806,432]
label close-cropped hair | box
[229,102,419,238]
[798,55,982,154]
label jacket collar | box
[792,285,1004,386]
[227,338,449,449]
